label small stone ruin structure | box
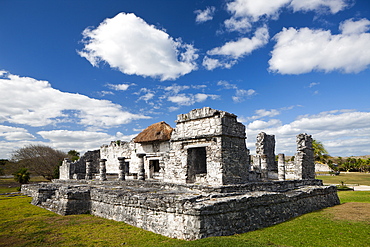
[22,107,339,240]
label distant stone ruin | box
[22,107,339,240]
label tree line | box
[312,140,370,173]
[1,145,79,185]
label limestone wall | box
[166,107,249,185]
[22,180,340,240]
[99,140,169,178]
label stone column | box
[99,159,107,181]
[137,153,146,180]
[260,154,268,179]
[278,154,285,181]
[85,159,93,180]
[118,157,126,181]
[295,133,314,180]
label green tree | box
[312,139,329,163]
[13,168,30,185]
[68,150,80,162]
[11,145,67,181]
[0,159,8,176]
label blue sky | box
[1,0,370,158]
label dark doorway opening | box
[149,160,160,179]
[186,147,207,183]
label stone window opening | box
[149,159,160,179]
[186,147,207,183]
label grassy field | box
[0,176,48,193]
[316,172,370,186]
[1,174,369,246]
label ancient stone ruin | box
[22,107,339,240]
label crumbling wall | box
[22,180,340,240]
[252,132,277,180]
[166,107,249,185]
[59,150,100,180]
[285,133,315,180]
[100,141,134,174]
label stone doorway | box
[186,147,207,183]
[149,159,160,179]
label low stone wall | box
[22,180,339,240]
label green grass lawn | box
[1,174,370,246]
[0,176,49,193]
[0,192,369,246]
[316,172,370,186]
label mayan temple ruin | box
[22,107,340,240]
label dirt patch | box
[326,202,370,222]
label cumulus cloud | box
[204,26,269,70]
[202,56,236,70]
[224,0,350,33]
[38,130,137,154]
[224,17,252,33]
[106,83,131,91]
[0,72,149,128]
[339,18,370,34]
[246,110,370,156]
[226,0,291,21]
[79,13,198,81]
[269,18,370,74]
[0,125,35,141]
[138,92,155,102]
[290,0,350,14]
[195,6,216,23]
[208,26,269,59]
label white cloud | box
[37,130,137,154]
[269,19,370,74]
[217,80,238,89]
[167,94,193,106]
[0,125,35,141]
[252,109,281,120]
[138,93,155,102]
[232,89,256,102]
[99,91,115,96]
[207,26,269,59]
[79,13,198,81]
[195,93,219,102]
[339,18,370,35]
[217,80,256,102]
[290,0,350,14]
[164,84,190,94]
[202,56,236,70]
[246,110,370,156]
[248,119,282,130]
[0,72,149,128]
[195,6,216,23]
[224,0,350,33]
[168,106,180,112]
[226,0,291,21]
[167,93,219,106]
[309,82,320,88]
[106,83,131,91]
[224,17,252,33]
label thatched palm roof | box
[134,121,173,143]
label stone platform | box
[22,179,339,240]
